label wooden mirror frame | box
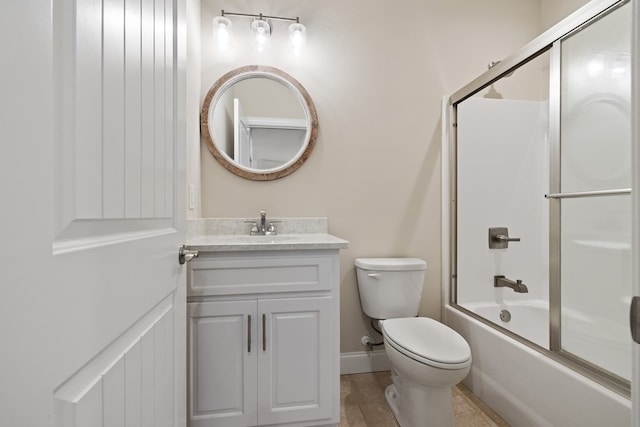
[201,65,318,181]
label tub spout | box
[494,275,528,293]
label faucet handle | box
[489,227,521,249]
[495,234,521,242]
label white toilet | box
[355,258,472,427]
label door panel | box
[54,0,176,243]
[258,297,333,425]
[188,301,258,427]
[234,98,252,167]
[0,0,186,426]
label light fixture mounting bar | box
[221,10,300,23]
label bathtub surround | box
[456,97,550,307]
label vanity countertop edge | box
[186,233,349,252]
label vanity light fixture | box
[288,23,306,49]
[250,18,271,47]
[213,10,306,49]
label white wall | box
[188,0,549,353]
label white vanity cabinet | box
[187,249,342,427]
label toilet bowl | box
[355,258,472,427]
[381,317,471,427]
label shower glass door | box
[455,50,551,348]
[554,2,632,381]
[451,0,632,393]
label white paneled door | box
[0,0,186,426]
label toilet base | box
[384,384,401,420]
[384,382,454,427]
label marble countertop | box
[185,217,348,252]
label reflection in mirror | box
[201,65,318,181]
[213,77,306,169]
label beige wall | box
[541,0,591,31]
[190,0,551,353]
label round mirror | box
[201,65,318,181]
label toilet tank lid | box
[355,258,427,271]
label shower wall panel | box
[457,98,549,307]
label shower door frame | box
[446,0,631,397]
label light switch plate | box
[188,184,195,210]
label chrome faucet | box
[494,275,528,293]
[260,210,267,233]
[249,210,278,236]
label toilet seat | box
[381,317,471,370]
[355,258,427,271]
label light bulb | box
[212,16,232,48]
[288,23,306,49]
[251,19,271,47]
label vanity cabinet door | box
[188,301,258,427]
[257,297,334,425]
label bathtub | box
[444,303,631,427]
[462,300,549,349]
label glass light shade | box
[288,23,306,48]
[251,19,271,45]
[212,16,232,47]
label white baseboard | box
[340,350,391,375]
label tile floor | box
[340,372,510,427]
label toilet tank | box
[355,258,427,319]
